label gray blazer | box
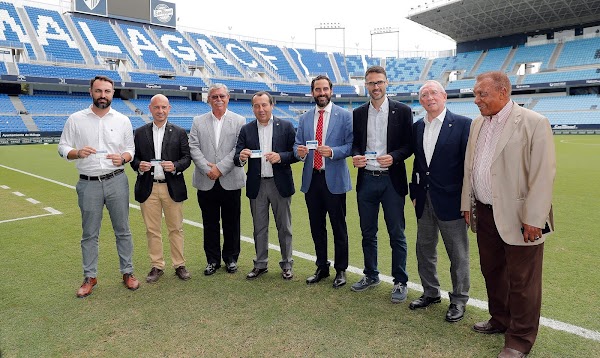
[189,110,247,191]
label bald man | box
[131,94,192,283]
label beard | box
[314,95,330,108]
[93,98,111,109]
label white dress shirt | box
[365,97,389,171]
[212,110,227,147]
[423,107,447,167]
[152,121,167,180]
[258,117,274,177]
[58,106,134,176]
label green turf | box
[0,135,599,357]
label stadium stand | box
[473,47,511,75]
[288,48,336,81]
[118,22,174,71]
[17,62,120,80]
[0,115,28,132]
[71,14,132,66]
[210,35,266,77]
[555,37,600,68]
[427,51,482,80]
[185,31,243,78]
[386,57,427,82]
[24,6,84,63]
[0,1,36,60]
[244,40,301,82]
[504,43,556,73]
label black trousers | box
[197,180,241,265]
[304,171,348,272]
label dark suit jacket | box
[352,98,413,196]
[131,121,191,203]
[234,117,298,199]
[409,109,471,221]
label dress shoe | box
[204,263,221,276]
[281,268,293,280]
[225,261,238,273]
[409,295,442,310]
[175,266,191,280]
[76,277,97,298]
[123,273,140,291]
[146,267,164,283]
[498,347,527,358]
[332,271,346,288]
[306,267,330,284]
[246,267,268,280]
[445,303,465,323]
[473,320,506,334]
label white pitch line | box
[27,198,41,204]
[13,191,25,197]
[1,185,9,189]
[1,163,599,342]
[0,212,61,224]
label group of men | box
[58,68,555,358]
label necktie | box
[313,110,324,169]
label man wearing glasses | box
[189,83,246,276]
[351,66,414,303]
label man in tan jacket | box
[461,71,555,358]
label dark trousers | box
[357,173,407,284]
[304,171,348,272]
[476,201,544,354]
[197,180,241,265]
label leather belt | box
[261,177,273,180]
[476,199,492,211]
[312,168,325,174]
[153,179,167,183]
[364,169,389,176]
[79,169,124,181]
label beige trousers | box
[140,183,185,269]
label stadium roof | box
[407,0,600,43]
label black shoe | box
[204,263,221,276]
[281,269,293,280]
[332,271,346,288]
[175,266,191,281]
[225,261,238,273]
[306,266,330,284]
[408,295,442,310]
[146,267,164,283]
[445,303,465,323]
[246,267,268,280]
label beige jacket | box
[460,102,556,246]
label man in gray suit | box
[189,83,247,276]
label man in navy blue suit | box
[408,80,471,323]
[234,91,298,281]
[294,75,353,288]
[350,66,413,303]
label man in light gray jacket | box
[189,83,246,276]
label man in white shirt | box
[131,94,192,283]
[58,75,138,298]
[408,80,471,323]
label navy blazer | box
[409,109,471,221]
[234,117,298,199]
[131,121,191,203]
[352,99,413,196]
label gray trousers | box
[249,178,293,270]
[416,193,470,305]
[76,172,134,277]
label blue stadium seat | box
[18,63,120,81]
[288,48,336,81]
[71,15,133,67]
[505,43,556,72]
[386,57,426,82]
[474,47,511,75]
[244,40,300,82]
[0,115,28,132]
[185,31,243,78]
[118,22,174,71]
[211,35,266,76]
[555,37,600,68]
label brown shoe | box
[473,320,506,334]
[146,267,164,283]
[498,347,527,358]
[123,273,140,290]
[175,266,191,280]
[76,277,97,298]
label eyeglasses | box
[420,90,441,99]
[210,94,227,100]
[365,80,386,88]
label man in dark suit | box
[408,80,471,323]
[351,66,413,303]
[294,75,353,288]
[131,94,192,283]
[234,91,298,280]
